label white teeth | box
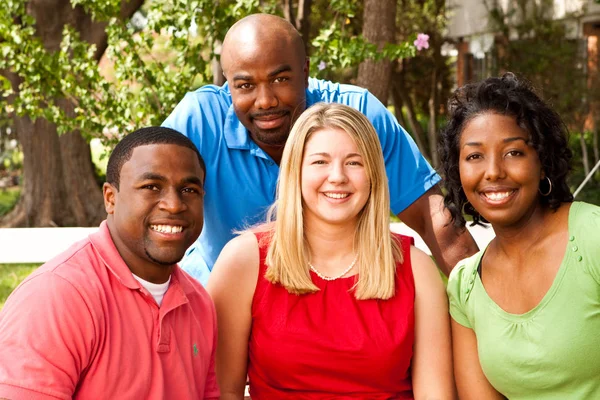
[485,191,512,201]
[150,224,183,234]
[324,192,350,199]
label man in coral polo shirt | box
[0,127,219,399]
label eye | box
[182,187,202,195]
[236,83,253,90]
[506,150,523,157]
[465,153,482,161]
[347,160,363,166]
[273,77,289,83]
[142,184,159,191]
[311,159,327,165]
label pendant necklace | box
[308,254,358,281]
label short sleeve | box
[574,202,600,285]
[0,272,95,400]
[162,86,229,156]
[446,261,474,329]
[362,91,441,214]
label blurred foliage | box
[0,263,39,310]
[570,131,600,204]
[0,187,21,217]
[0,0,419,149]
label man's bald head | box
[221,14,306,75]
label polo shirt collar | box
[89,221,141,290]
[89,222,193,297]
[223,106,251,150]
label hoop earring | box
[539,176,552,196]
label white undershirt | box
[132,274,171,306]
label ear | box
[303,57,310,88]
[103,182,117,214]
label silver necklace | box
[308,254,358,281]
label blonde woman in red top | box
[208,103,454,399]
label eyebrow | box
[462,136,528,148]
[232,65,292,82]
[139,173,203,186]
[140,172,166,181]
[307,152,363,158]
[268,65,292,78]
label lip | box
[252,112,288,130]
[148,220,189,240]
[478,188,517,205]
[321,191,353,202]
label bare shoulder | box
[207,232,260,297]
[409,245,445,293]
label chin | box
[145,249,186,267]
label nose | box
[328,162,349,184]
[255,84,278,110]
[159,188,187,213]
[484,155,505,181]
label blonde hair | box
[265,103,402,300]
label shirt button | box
[577,255,583,262]
[572,245,578,252]
[569,235,575,241]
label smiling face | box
[301,128,371,228]
[221,22,309,162]
[459,113,545,229]
[104,144,205,283]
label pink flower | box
[318,61,327,71]
[414,33,429,51]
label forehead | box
[460,113,529,144]
[304,128,359,153]
[222,34,302,75]
[120,144,204,181]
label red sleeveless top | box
[248,232,415,399]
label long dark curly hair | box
[438,73,573,228]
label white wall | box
[446,0,597,39]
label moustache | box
[250,110,289,119]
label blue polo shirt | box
[163,78,440,284]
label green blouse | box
[447,201,600,399]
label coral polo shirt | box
[0,221,219,399]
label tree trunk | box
[281,0,313,56]
[427,38,442,168]
[580,132,590,176]
[391,71,429,159]
[356,0,397,105]
[1,0,144,227]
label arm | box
[410,246,456,399]
[398,185,478,276]
[452,320,506,399]
[206,233,260,400]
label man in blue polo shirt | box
[163,13,478,284]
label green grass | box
[0,264,40,310]
[0,187,20,217]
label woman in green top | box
[439,73,600,400]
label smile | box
[150,224,183,234]
[323,192,350,199]
[481,190,516,203]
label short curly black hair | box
[106,126,205,190]
[438,73,573,228]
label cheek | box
[232,95,253,114]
